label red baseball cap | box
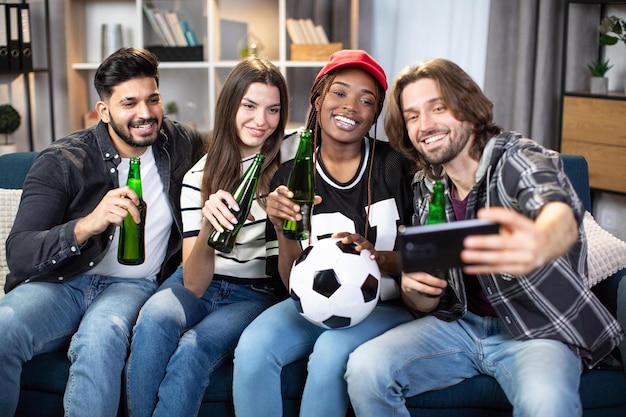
[315,49,388,91]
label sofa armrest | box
[617,269,626,367]
[0,152,38,189]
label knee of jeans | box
[513,384,581,417]
[136,292,188,329]
[309,334,351,369]
[233,343,268,380]
[234,334,265,371]
[346,343,381,381]
[234,327,286,378]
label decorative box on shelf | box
[290,43,343,61]
[145,45,204,62]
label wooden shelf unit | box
[64,0,359,132]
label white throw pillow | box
[583,211,626,287]
[0,189,23,298]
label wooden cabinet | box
[64,0,358,132]
[561,94,626,193]
[559,1,626,194]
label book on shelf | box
[285,18,306,44]
[179,20,198,47]
[151,8,177,46]
[143,3,199,49]
[142,3,168,46]
[285,18,330,45]
[299,19,318,43]
[314,24,329,44]
[165,12,188,47]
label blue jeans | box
[125,265,278,417]
[232,298,414,417]
[346,311,584,417]
[0,274,157,417]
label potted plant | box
[599,15,626,93]
[587,59,612,94]
[165,101,179,120]
[0,104,21,155]
[600,15,626,47]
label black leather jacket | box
[5,118,205,292]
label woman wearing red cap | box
[233,50,415,417]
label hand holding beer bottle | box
[283,129,315,240]
[207,153,265,253]
[118,157,147,265]
[422,179,446,297]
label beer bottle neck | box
[127,157,143,199]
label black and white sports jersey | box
[266,136,414,275]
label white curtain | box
[370,0,491,92]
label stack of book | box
[285,18,342,61]
[142,3,198,48]
[285,18,329,45]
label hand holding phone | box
[399,219,500,273]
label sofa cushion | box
[0,188,22,297]
[584,211,626,287]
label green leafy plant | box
[165,101,179,115]
[588,59,613,77]
[599,15,626,47]
[0,104,21,145]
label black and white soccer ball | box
[289,238,381,329]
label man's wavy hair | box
[384,58,501,180]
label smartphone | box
[399,219,500,273]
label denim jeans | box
[232,298,414,417]
[125,265,277,417]
[346,311,584,417]
[0,274,157,417]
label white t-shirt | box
[89,146,172,280]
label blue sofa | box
[2,151,625,417]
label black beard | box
[109,116,159,148]
[421,128,471,166]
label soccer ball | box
[289,238,381,329]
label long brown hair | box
[201,56,289,205]
[385,58,501,179]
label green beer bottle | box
[426,180,446,225]
[283,129,315,240]
[118,156,147,265]
[207,153,265,253]
[423,179,446,297]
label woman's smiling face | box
[235,82,282,157]
[318,68,379,145]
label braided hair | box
[305,67,387,241]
